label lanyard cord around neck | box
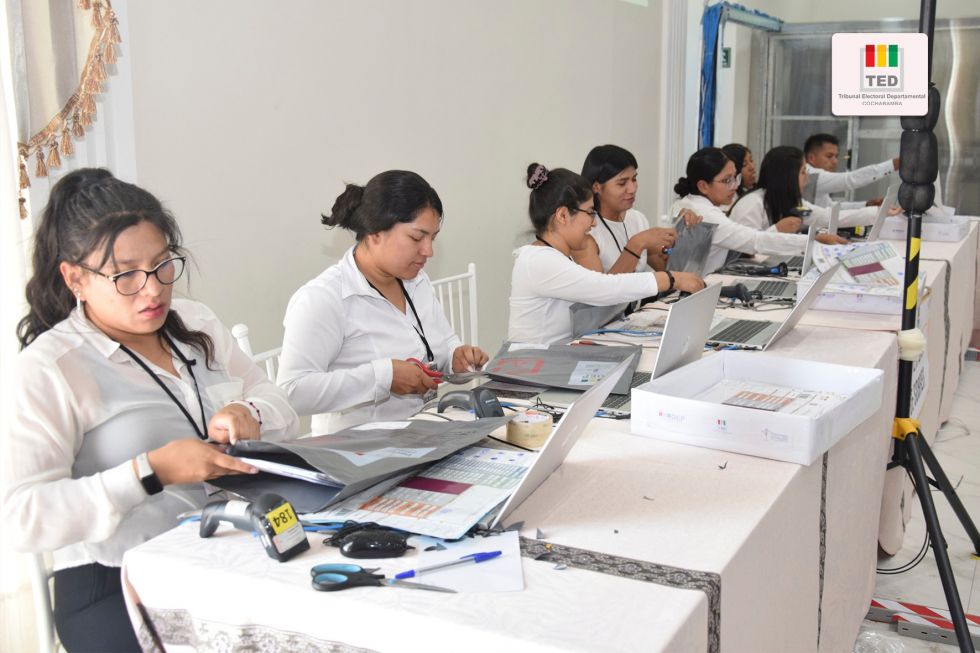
[535,236,574,261]
[597,214,630,252]
[364,277,435,363]
[118,334,208,440]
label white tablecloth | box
[123,326,897,653]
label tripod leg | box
[918,435,980,555]
[906,433,975,652]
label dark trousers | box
[53,563,141,653]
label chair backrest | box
[430,262,479,346]
[29,552,56,653]
[231,323,283,381]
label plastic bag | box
[666,217,717,275]
[853,629,905,653]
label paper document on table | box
[236,457,342,487]
[811,242,904,285]
[392,531,524,593]
[699,379,848,416]
[308,446,536,539]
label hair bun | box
[673,177,692,197]
[526,163,549,190]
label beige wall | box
[126,0,665,353]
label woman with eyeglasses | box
[3,168,298,652]
[509,163,705,345]
[729,145,882,235]
[671,147,821,274]
[574,145,697,273]
[277,170,487,433]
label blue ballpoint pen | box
[394,551,502,580]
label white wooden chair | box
[430,262,479,346]
[29,552,57,653]
[230,324,282,381]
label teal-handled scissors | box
[310,563,456,593]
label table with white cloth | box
[122,323,898,653]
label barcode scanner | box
[725,261,788,277]
[720,283,755,307]
[199,492,310,562]
[437,388,504,418]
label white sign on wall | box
[831,33,928,116]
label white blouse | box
[1,299,298,570]
[806,160,896,209]
[670,194,808,274]
[508,245,660,345]
[590,208,652,273]
[728,189,879,231]
[278,246,462,434]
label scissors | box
[406,358,444,382]
[310,563,457,593]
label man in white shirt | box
[803,133,898,209]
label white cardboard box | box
[630,352,884,465]
[798,269,927,316]
[879,214,971,242]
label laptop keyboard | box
[756,280,792,297]
[710,319,771,344]
[602,372,651,409]
[784,255,804,268]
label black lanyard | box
[536,237,573,261]
[118,334,208,440]
[597,215,630,253]
[364,277,435,363]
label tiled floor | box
[854,357,980,652]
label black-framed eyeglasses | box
[79,256,186,296]
[571,207,599,219]
[712,173,742,189]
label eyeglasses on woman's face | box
[712,173,742,189]
[79,256,186,296]
[570,206,599,220]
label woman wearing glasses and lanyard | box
[277,170,487,434]
[509,163,705,345]
[728,145,881,234]
[2,169,298,652]
[671,147,826,274]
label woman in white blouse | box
[670,148,843,275]
[729,145,881,233]
[2,169,298,652]
[509,164,704,345]
[278,170,487,433]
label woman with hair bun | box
[509,163,705,345]
[278,170,487,433]
[3,168,298,651]
[672,147,820,274]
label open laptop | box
[484,355,633,529]
[744,222,820,300]
[536,284,722,415]
[860,181,900,242]
[760,203,829,274]
[706,263,840,350]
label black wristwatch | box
[135,452,163,495]
[665,270,676,293]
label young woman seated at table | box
[572,144,687,273]
[720,142,757,199]
[670,147,842,275]
[509,163,705,345]
[729,145,882,233]
[277,170,487,433]
[2,169,299,653]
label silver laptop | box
[486,356,633,529]
[536,285,722,415]
[745,224,820,300]
[828,201,841,236]
[864,181,900,242]
[706,263,840,350]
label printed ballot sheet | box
[811,241,906,290]
[700,379,849,416]
[307,447,536,539]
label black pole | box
[890,0,976,650]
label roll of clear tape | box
[506,410,552,449]
[897,327,926,362]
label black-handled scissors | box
[310,563,456,593]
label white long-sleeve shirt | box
[508,244,660,345]
[278,246,462,434]
[670,194,807,274]
[590,208,651,273]
[728,189,880,231]
[807,160,896,209]
[1,299,298,570]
